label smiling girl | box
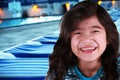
[46,1,120,80]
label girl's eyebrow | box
[75,25,104,31]
[76,26,103,30]
[91,26,103,30]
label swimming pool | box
[0,16,62,28]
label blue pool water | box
[0,16,62,28]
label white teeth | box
[81,47,95,51]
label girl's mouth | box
[80,47,97,54]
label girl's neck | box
[78,59,102,77]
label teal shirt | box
[74,66,103,80]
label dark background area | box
[0,0,79,8]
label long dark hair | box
[46,1,119,80]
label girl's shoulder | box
[117,57,120,79]
[117,57,120,65]
[64,66,80,80]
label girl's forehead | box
[75,16,105,30]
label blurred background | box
[0,0,120,80]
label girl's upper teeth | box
[81,47,95,51]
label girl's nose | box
[80,33,93,43]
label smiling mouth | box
[80,47,97,54]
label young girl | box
[46,1,120,80]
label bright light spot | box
[65,2,70,11]
[98,0,102,5]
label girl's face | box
[71,16,107,63]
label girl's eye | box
[75,32,82,34]
[92,30,99,33]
